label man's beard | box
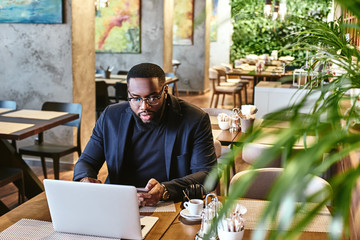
[131,110,161,131]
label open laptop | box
[43,179,158,239]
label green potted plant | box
[205,1,360,239]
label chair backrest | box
[213,66,227,78]
[221,63,233,72]
[202,108,233,117]
[209,68,220,91]
[0,100,16,109]
[229,168,331,203]
[42,102,82,147]
[96,81,110,111]
[117,70,128,75]
[242,143,282,168]
[115,82,128,102]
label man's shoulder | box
[103,102,130,117]
[170,96,206,119]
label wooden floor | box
[0,88,253,214]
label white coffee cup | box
[184,199,203,216]
[218,120,230,130]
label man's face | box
[127,77,167,123]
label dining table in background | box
[0,109,79,199]
[0,193,334,240]
[227,65,293,103]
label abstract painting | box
[173,0,194,45]
[95,0,141,53]
[210,0,218,42]
[0,0,63,24]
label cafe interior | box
[1,0,360,239]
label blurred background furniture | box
[202,107,236,196]
[209,68,243,108]
[0,100,17,149]
[229,168,331,203]
[0,100,16,110]
[109,82,128,103]
[242,142,282,168]
[165,72,179,96]
[0,168,25,215]
[95,81,111,118]
[117,70,128,75]
[18,102,82,180]
[172,59,181,78]
[214,65,250,104]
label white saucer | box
[180,209,202,221]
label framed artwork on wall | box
[173,0,194,45]
[95,0,141,53]
[0,0,63,24]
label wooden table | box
[227,67,293,103]
[0,193,331,240]
[0,110,79,199]
[0,192,182,240]
[162,196,331,240]
[209,115,240,146]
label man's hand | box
[79,177,101,183]
[137,178,164,207]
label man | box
[73,63,217,206]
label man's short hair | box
[127,63,165,86]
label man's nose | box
[139,99,151,109]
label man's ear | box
[164,85,168,94]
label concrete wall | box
[0,1,72,108]
[0,0,74,160]
[95,0,212,93]
[0,0,96,165]
[173,0,210,93]
[210,0,232,68]
[95,0,165,73]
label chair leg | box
[53,157,60,180]
[15,173,25,204]
[222,94,225,106]
[40,157,48,179]
[210,93,215,108]
[233,93,236,108]
[215,94,219,108]
[239,91,243,107]
[244,85,248,104]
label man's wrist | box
[160,184,170,201]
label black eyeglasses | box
[128,85,165,106]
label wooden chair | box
[117,70,128,75]
[202,108,236,196]
[0,168,25,215]
[96,81,110,118]
[214,65,250,104]
[109,82,128,103]
[19,102,82,180]
[0,100,17,149]
[229,168,331,203]
[242,143,282,168]
[209,68,243,108]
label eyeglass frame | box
[127,85,166,106]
